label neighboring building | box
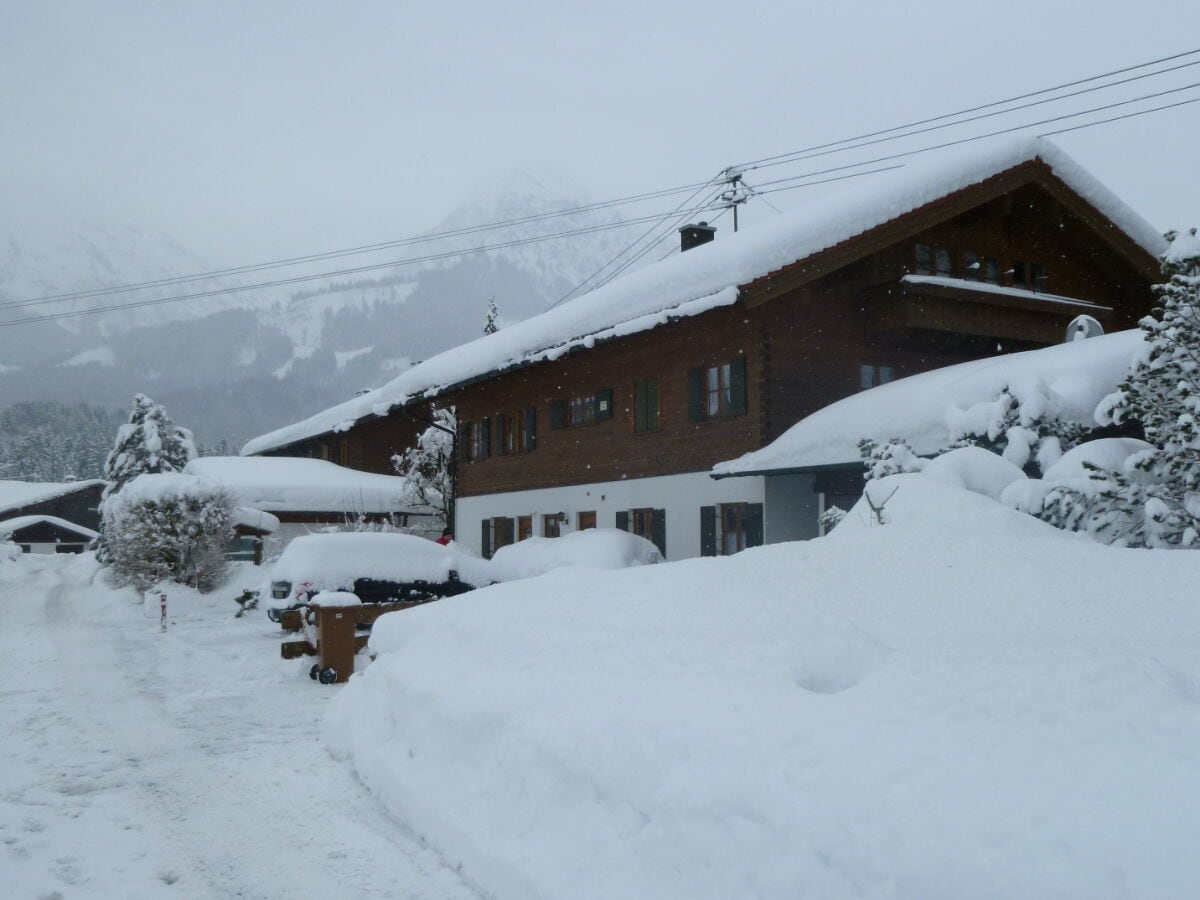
[242,138,1163,560]
[183,457,431,556]
[712,328,1145,533]
[0,515,98,554]
[0,480,106,554]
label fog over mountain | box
[0,171,637,449]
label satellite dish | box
[1066,314,1104,342]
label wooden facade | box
[259,402,430,474]
[0,482,105,532]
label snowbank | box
[327,475,1200,899]
[246,137,1163,457]
[489,528,661,580]
[270,532,496,591]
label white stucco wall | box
[455,472,766,561]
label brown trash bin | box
[309,592,363,684]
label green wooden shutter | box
[744,503,764,548]
[634,380,646,432]
[688,368,705,422]
[647,378,659,430]
[615,511,629,531]
[523,406,537,450]
[481,417,491,458]
[481,519,492,560]
[729,356,747,416]
[549,399,566,430]
[700,506,716,556]
[651,508,666,558]
[595,387,614,421]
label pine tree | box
[101,394,197,501]
[483,298,501,335]
[95,395,198,562]
[1078,229,1200,547]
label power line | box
[4,178,717,310]
[547,178,724,308]
[0,206,729,327]
[5,54,1199,328]
[736,56,1200,175]
[1037,93,1200,137]
[11,48,1200,321]
[735,79,1200,190]
[16,47,1197,314]
[730,46,1200,171]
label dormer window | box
[935,247,952,276]
[983,257,1000,284]
[963,252,980,282]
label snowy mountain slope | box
[0,171,634,447]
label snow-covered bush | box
[946,379,1088,475]
[103,473,234,592]
[858,438,924,480]
[392,407,454,530]
[1063,229,1200,547]
[0,539,20,563]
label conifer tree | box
[1081,229,1200,547]
[483,298,501,335]
[101,394,197,501]
[95,395,197,561]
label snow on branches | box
[392,407,455,529]
[102,474,234,592]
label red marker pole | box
[159,591,167,633]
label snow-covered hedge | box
[102,473,234,592]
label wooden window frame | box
[859,364,896,391]
[689,357,746,422]
[962,251,980,282]
[577,510,596,530]
[517,515,533,542]
[543,513,561,538]
[934,246,952,276]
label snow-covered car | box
[488,527,662,580]
[266,532,497,619]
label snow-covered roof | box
[713,329,1144,476]
[0,479,105,516]
[242,137,1164,457]
[0,515,99,540]
[184,457,412,514]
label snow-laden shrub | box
[103,473,234,592]
[859,438,925,481]
[0,540,20,563]
[946,377,1088,475]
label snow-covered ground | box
[329,475,1200,900]
[6,474,1200,899]
[0,555,484,899]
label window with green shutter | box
[634,378,659,432]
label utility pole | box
[719,168,749,232]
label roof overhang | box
[736,159,1160,308]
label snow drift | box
[326,472,1200,899]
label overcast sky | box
[3,1,1199,268]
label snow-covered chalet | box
[242,138,1163,560]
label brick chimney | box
[679,221,716,253]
